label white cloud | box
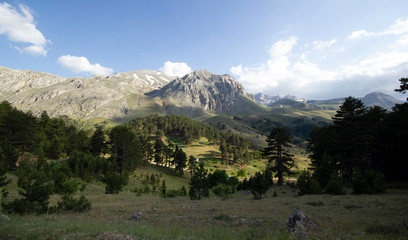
[313,38,337,50]
[0,3,49,56]
[268,36,297,57]
[159,61,192,77]
[397,34,408,46]
[384,17,408,35]
[57,55,114,76]
[231,33,408,99]
[347,30,371,40]
[348,17,408,41]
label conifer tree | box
[189,162,209,200]
[262,127,295,186]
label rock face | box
[0,66,174,119]
[147,70,255,113]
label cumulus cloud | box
[231,31,408,99]
[159,61,192,77]
[57,55,114,76]
[0,2,49,56]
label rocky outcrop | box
[287,208,316,237]
[147,70,255,113]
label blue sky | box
[1,1,408,100]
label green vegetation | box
[1,177,407,239]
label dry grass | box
[1,177,408,240]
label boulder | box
[287,208,314,235]
[130,211,142,220]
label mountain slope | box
[361,92,403,110]
[146,70,265,116]
[0,66,175,120]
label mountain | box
[361,92,404,111]
[254,93,306,106]
[0,66,175,120]
[269,99,307,108]
[307,92,403,111]
[146,70,263,116]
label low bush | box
[352,170,386,194]
[296,170,321,195]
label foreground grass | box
[1,184,407,239]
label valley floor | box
[1,184,407,239]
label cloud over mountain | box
[57,55,114,76]
[159,61,192,77]
[231,17,408,100]
[0,2,49,56]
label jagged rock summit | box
[147,70,255,113]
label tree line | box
[307,77,408,194]
[125,114,254,165]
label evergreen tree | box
[0,145,11,200]
[90,128,108,157]
[332,97,368,182]
[395,77,408,101]
[7,157,54,214]
[189,162,209,200]
[248,169,273,199]
[262,127,295,186]
[154,138,165,165]
[187,155,197,176]
[109,125,143,187]
[173,146,187,176]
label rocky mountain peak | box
[147,70,255,112]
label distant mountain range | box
[255,91,403,111]
[0,66,404,125]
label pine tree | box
[263,127,295,186]
[189,162,209,200]
[395,77,408,101]
[109,125,143,187]
[90,128,108,157]
[173,146,187,176]
[332,96,367,182]
[187,155,197,176]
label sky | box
[1,1,408,100]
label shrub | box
[212,184,234,200]
[166,189,179,198]
[6,158,54,214]
[58,195,91,212]
[237,169,247,178]
[325,172,344,195]
[179,186,187,196]
[352,170,386,194]
[249,170,273,199]
[104,171,125,194]
[296,170,321,195]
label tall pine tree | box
[263,127,295,186]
